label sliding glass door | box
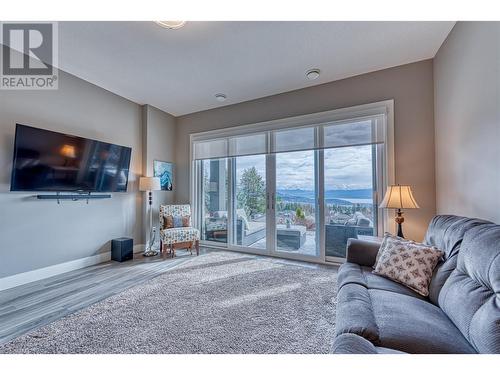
[192,101,392,263]
[274,150,319,257]
[233,154,267,249]
[197,147,380,262]
[324,145,378,260]
[200,158,229,244]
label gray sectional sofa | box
[333,215,500,354]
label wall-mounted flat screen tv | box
[10,124,132,192]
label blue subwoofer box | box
[111,237,133,262]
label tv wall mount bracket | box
[36,192,112,204]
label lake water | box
[341,198,373,204]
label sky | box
[234,145,373,190]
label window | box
[275,150,319,256]
[234,154,267,248]
[324,145,379,258]
[200,158,228,243]
[191,101,394,263]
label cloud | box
[226,145,374,190]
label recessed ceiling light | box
[306,68,321,80]
[155,21,186,30]
[215,93,227,102]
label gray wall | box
[0,43,453,278]
[176,60,436,241]
[0,68,144,278]
[434,22,500,224]
[141,104,176,244]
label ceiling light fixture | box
[215,93,227,102]
[306,68,321,80]
[155,21,186,30]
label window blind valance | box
[323,115,385,149]
[228,133,268,157]
[193,138,228,160]
[273,126,316,154]
[193,133,268,160]
[192,109,387,160]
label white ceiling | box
[57,21,454,116]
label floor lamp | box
[380,184,419,238]
[139,176,161,257]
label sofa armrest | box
[346,238,381,267]
[333,333,405,354]
[333,333,378,354]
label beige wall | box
[176,60,436,241]
[0,42,453,279]
[141,105,176,242]
[0,50,177,279]
[434,22,500,224]
[0,67,143,278]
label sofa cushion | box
[160,227,200,244]
[335,283,380,343]
[438,224,500,353]
[424,215,491,304]
[424,215,491,256]
[346,238,381,267]
[337,263,426,300]
[370,289,476,354]
[336,283,475,353]
[333,333,404,354]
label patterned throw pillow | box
[164,215,174,229]
[373,233,444,296]
[181,215,191,227]
[172,215,183,228]
[373,232,433,268]
[164,215,191,229]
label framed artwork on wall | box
[153,160,173,191]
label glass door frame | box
[266,150,325,263]
[193,158,231,248]
[193,145,388,264]
[190,100,395,265]
[228,155,269,255]
[193,153,326,263]
[323,143,385,263]
[227,152,324,264]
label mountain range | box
[277,189,372,205]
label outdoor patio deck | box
[250,231,318,257]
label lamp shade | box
[139,177,161,191]
[60,144,76,158]
[380,185,419,209]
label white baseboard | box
[0,252,111,292]
[134,244,145,253]
[133,243,162,253]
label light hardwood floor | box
[0,249,202,345]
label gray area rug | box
[0,251,337,353]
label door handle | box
[267,192,270,210]
[271,193,275,210]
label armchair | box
[159,204,200,257]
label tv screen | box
[10,124,132,192]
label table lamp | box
[380,184,419,238]
[139,176,161,256]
